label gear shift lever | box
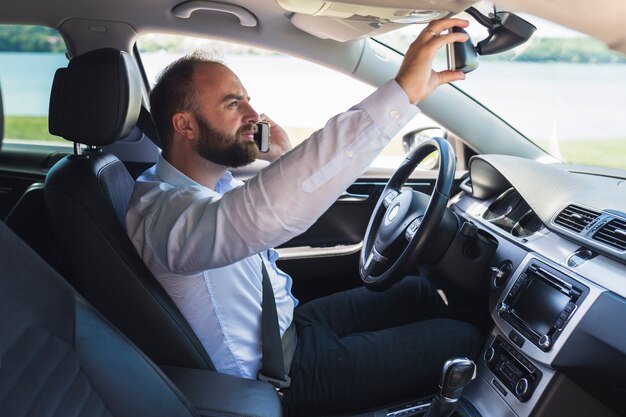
[424,357,476,417]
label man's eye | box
[228,101,239,108]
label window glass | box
[0,25,68,145]
[137,34,440,169]
[374,11,626,170]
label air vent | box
[554,205,600,233]
[593,217,626,251]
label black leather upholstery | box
[163,367,283,417]
[0,222,199,417]
[44,48,215,370]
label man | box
[127,18,481,416]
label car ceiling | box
[4,0,626,55]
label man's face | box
[194,112,258,167]
[191,63,261,167]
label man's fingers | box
[436,69,466,85]
[427,18,469,35]
[433,31,470,48]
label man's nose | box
[241,102,260,124]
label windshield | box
[374,12,626,170]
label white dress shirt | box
[126,79,419,379]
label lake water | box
[1,52,625,142]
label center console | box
[462,253,605,417]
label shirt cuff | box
[359,79,421,139]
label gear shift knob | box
[424,357,476,417]
[440,357,476,402]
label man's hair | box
[149,52,222,155]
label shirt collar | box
[155,154,238,194]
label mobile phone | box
[446,27,479,74]
[254,122,270,153]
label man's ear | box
[172,112,196,140]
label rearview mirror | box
[446,27,479,73]
[465,7,537,56]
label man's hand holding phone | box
[255,114,293,162]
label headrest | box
[49,48,142,147]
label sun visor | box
[278,0,479,41]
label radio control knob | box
[538,335,552,351]
[484,347,496,365]
[515,377,532,401]
[498,303,508,315]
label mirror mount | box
[465,6,536,56]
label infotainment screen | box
[511,278,570,335]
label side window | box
[136,34,441,169]
[0,25,68,145]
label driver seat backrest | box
[43,48,214,370]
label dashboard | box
[446,155,626,417]
[481,188,544,238]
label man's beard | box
[194,113,259,168]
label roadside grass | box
[5,116,58,141]
[5,116,626,170]
[535,139,626,170]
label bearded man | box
[126,18,481,416]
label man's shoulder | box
[131,178,219,209]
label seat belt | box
[257,256,292,389]
[137,105,162,148]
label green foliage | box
[0,25,66,52]
[482,37,626,64]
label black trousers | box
[282,276,482,417]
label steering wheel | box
[359,137,456,291]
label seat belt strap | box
[257,255,292,389]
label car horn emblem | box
[387,204,400,223]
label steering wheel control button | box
[405,217,422,240]
[383,191,399,207]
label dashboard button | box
[538,335,552,351]
[515,378,532,401]
[484,347,496,365]
[508,329,525,348]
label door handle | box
[337,191,370,202]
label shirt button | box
[345,150,353,158]
[389,109,399,119]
